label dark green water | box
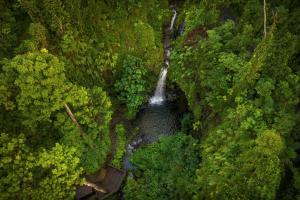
[136,102,179,143]
[123,101,179,170]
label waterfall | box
[149,68,168,104]
[170,8,177,30]
[149,8,177,105]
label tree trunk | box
[64,103,95,148]
[64,103,86,138]
[263,0,267,38]
[84,181,108,194]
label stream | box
[123,5,179,171]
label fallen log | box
[83,181,108,194]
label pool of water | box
[123,101,179,170]
[136,102,179,143]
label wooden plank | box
[76,166,126,200]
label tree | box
[124,134,199,200]
[115,55,148,118]
[0,133,83,200]
[0,50,112,173]
[0,49,72,130]
[263,0,267,38]
[58,86,112,172]
[170,1,300,199]
[194,105,284,199]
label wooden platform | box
[76,166,126,200]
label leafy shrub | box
[115,55,147,118]
[123,133,199,200]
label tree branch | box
[263,0,267,38]
[64,103,86,138]
[64,103,95,149]
[84,181,108,194]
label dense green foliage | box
[169,0,300,199]
[0,0,168,198]
[111,123,127,168]
[115,55,148,118]
[0,133,82,200]
[0,50,112,173]
[0,0,300,199]
[124,134,199,200]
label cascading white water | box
[124,6,178,171]
[149,8,177,105]
[149,68,168,104]
[170,8,177,30]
